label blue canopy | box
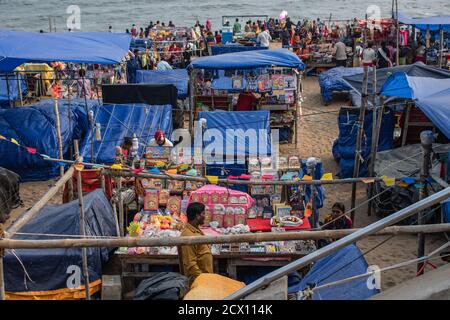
[198,110,271,160]
[4,189,117,296]
[319,67,364,103]
[0,30,131,72]
[188,49,305,70]
[288,244,379,300]
[80,103,173,163]
[397,12,450,31]
[135,69,188,99]
[380,72,450,139]
[211,45,268,56]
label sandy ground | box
[6,50,448,293]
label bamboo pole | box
[350,66,369,222]
[366,64,378,218]
[6,166,75,238]
[439,29,444,69]
[1,223,450,250]
[401,103,412,146]
[73,141,91,300]
[53,98,65,177]
[116,177,124,237]
[189,70,195,135]
[16,72,23,107]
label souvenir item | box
[201,193,210,204]
[191,193,201,203]
[167,196,181,216]
[238,195,248,205]
[263,206,274,219]
[257,74,271,92]
[211,214,224,228]
[229,196,239,204]
[234,206,247,225]
[220,193,229,204]
[277,157,288,170]
[248,157,260,173]
[248,206,257,219]
[271,74,285,90]
[275,204,292,218]
[270,194,282,205]
[144,189,159,211]
[211,192,219,204]
[159,189,170,205]
[204,205,212,225]
[260,157,272,170]
[231,76,243,89]
[284,75,296,89]
[225,206,235,215]
[168,180,184,193]
[288,156,301,169]
[223,213,235,228]
[213,204,226,215]
[247,76,258,91]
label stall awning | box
[0,30,132,72]
[135,69,189,99]
[188,49,305,70]
[380,72,450,139]
[396,12,450,31]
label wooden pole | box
[66,81,74,202]
[53,98,65,177]
[439,29,444,69]
[350,66,369,222]
[1,223,450,249]
[417,131,433,274]
[189,70,195,135]
[0,224,5,300]
[116,177,124,237]
[5,73,12,109]
[294,72,300,148]
[367,97,385,216]
[73,140,91,300]
[6,166,75,238]
[16,72,23,107]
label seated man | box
[180,202,213,285]
[148,129,173,147]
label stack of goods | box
[188,185,254,228]
[215,240,316,255]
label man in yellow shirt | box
[180,202,213,285]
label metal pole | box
[367,66,378,216]
[73,140,91,300]
[350,66,369,222]
[189,70,195,135]
[395,0,400,65]
[417,131,434,274]
[225,186,450,300]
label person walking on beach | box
[362,42,377,67]
[257,27,272,48]
[233,18,241,35]
[333,40,347,67]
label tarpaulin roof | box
[343,62,450,97]
[4,189,117,295]
[288,244,380,300]
[0,99,94,181]
[198,110,271,160]
[211,45,268,56]
[80,103,172,163]
[188,49,305,70]
[135,69,188,99]
[380,72,450,139]
[396,12,450,31]
[0,30,131,72]
[319,67,364,103]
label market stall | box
[187,49,305,145]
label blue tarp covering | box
[0,74,27,107]
[198,110,271,160]
[211,45,268,56]
[4,189,117,294]
[188,49,305,70]
[333,107,395,178]
[80,103,173,163]
[380,72,450,139]
[135,69,189,99]
[288,244,379,300]
[0,99,96,181]
[319,67,364,103]
[397,12,450,31]
[211,70,248,92]
[444,199,450,223]
[0,30,131,72]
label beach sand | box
[6,62,448,294]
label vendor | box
[115,136,133,164]
[235,91,259,111]
[180,202,213,284]
[322,202,352,230]
[148,129,174,147]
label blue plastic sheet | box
[0,30,131,72]
[80,103,173,163]
[188,49,305,70]
[0,74,27,107]
[319,67,363,103]
[135,69,188,99]
[211,45,268,56]
[444,199,450,223]
[4,190,117,293]
[333,107,395,178]
[0,99,96,181]
[396,12,450,31]
[288,244,380,300]
[198,110,271,161]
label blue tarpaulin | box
[0,74,27,107]
[198,110,271,160]
[319,67,364,103]
[288,244,380,300]
[397,12,450,31]
[0,30,131,72]
[211,45,268,56]
[0,99,95,181]
[80,103,172,163]
[333,107,395,178]
[4,189,117,296]
[380,72,450,139]
[444,199,450,223]
[135,69,189,99]
[188,49,305,70]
